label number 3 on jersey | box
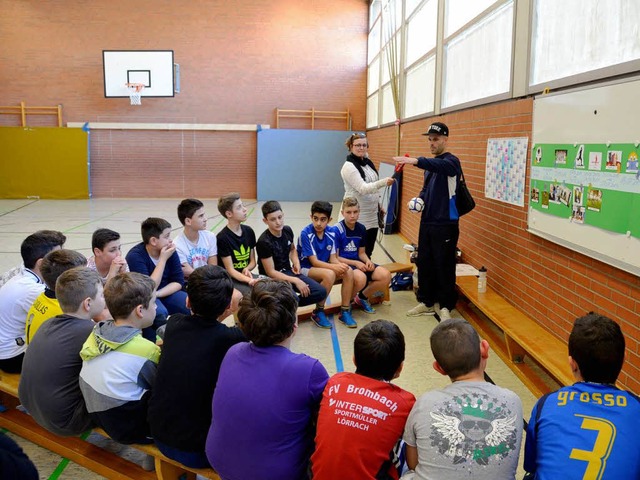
[569,414,616,480]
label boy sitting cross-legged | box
[216,192,258,296]
[174,198,218,280]
[334,197,391,314]
[148,265,245,469]
[298,201,357,328]
[311,320,416,479]
[19,267,105,436]
[25,249,88,344]
[79,272,159,445]
[256,201,327,323]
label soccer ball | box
[408,197,425,213]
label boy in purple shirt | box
[206,279,329,480]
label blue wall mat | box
[257,129,351,201]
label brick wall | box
[368,99,640,394]
[0,0,368,198]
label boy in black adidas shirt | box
[217,193,258,296]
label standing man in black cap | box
[393,122,461,320]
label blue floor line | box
[328,314,344,372]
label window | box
[368,57,380,96]
[366,94,379,129]
[531,0,640,87]
[445,0,498,36]
[442,2,513,108]
[381,84,397,124]
[404,56,436,118]
[368,19,382,65]
[405,0,437,68]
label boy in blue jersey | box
[298,201,357,328]
[334,197,391,314]
[524,312,640,479]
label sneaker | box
[311,310,332,329]
[338,309,357,328]
[406,303,436,316]
[439,307,451,321]
[353,295,376,314]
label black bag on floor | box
[390,272,413,291]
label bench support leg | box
[505,334,527,364]
[155,458,197,480]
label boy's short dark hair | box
[41,249,88,290]
[104,272,156,320]
[91,228,121,251]
[21,230,67,269]
[342,197,359,210]
[141,218,171,244]
[354,320,405,381]
[177,199,205,225]
[430,318,481,379]
[56,267,101,313]
[218,193,241,217]
[238,279,298,347]
[311,201,333,218]
[261,201,282,218]
[569,313,625,384]
[187,265,233,318]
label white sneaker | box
[439,307,451,320]
[407,303,436,316]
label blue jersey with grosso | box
[524,382,640,479]
[297,224,336,268]
[333,221,366,261]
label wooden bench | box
[0,371,220,480]
[297,261,413,320]
[456,276,574,398]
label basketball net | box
[125,83,144,106]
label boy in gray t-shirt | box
[402,318,522,480]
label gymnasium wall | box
[0,0,368,198]
[367,99,640,394]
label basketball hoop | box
[125,83,145,105]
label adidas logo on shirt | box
[344,241,358,252]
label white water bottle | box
[478,266,487,293]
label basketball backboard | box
[103,50,175,98]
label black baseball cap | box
[422,122,449,137]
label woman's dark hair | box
[237,279,298,347]
[345,132,367,149]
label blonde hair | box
[342,197,359,210]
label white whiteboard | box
[530,77,640,277]
[103,50,175,97]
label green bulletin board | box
[529,78,640,276]
[530,143,640,238]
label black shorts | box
[349,264,378,283]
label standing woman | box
[340,133,394,257]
